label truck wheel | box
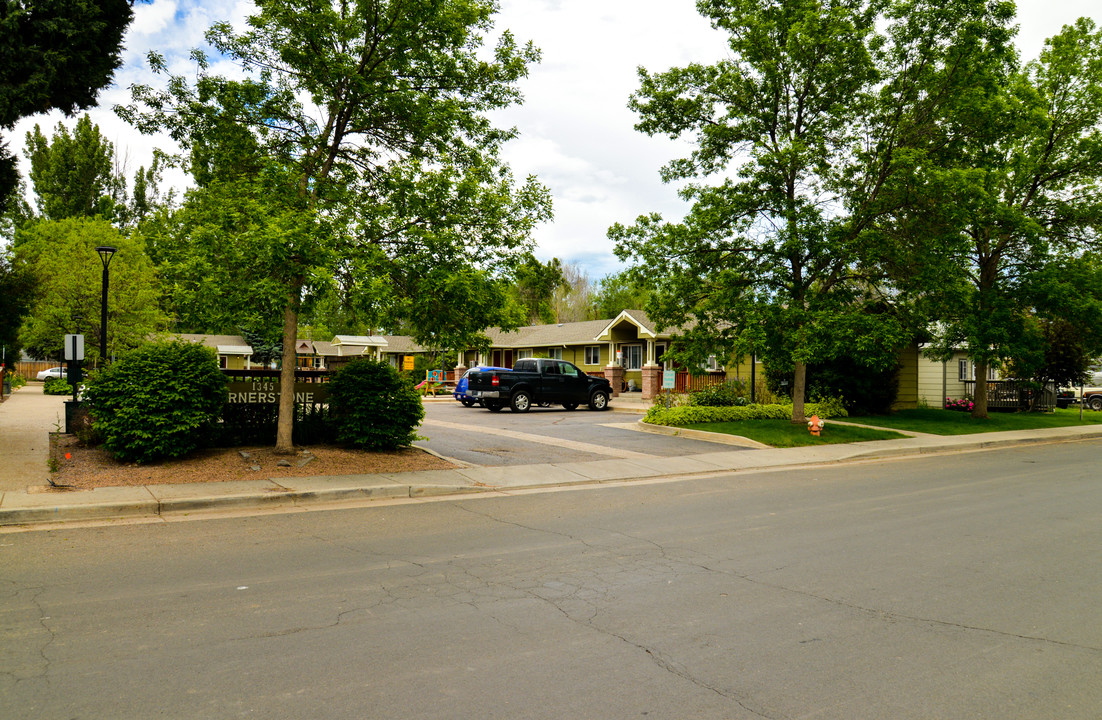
[588,390,609,411]
[562,402,578,411]
[511,391,532,413]
[1090,396,1102,412]
[486,402,504,412]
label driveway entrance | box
[416,401,749,467]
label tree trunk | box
[971,359,989,419]
[274,290,300,455]
[791,360,807,424]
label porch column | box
[454,350,467,381]
[637,340,656,400]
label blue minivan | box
[454,366,511,407]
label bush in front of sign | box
[83,340,228,463]
[43,377,73,396]
[328,359,424,450]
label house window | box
[516,349,533,360]
[706,355,720,372]
[656,343,667,368]
[548,348,563,360]
[958,359,969,381]
[584,346,601,365]
[621,344,642,371]
[219,356,228,370]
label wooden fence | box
[11,361,56,380]
[674,371,730,394]
[963,380,1056,412]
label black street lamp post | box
[95,246,117,364]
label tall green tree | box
[611,0,909,422]
[22,114,169,228]
[119,0,550,452]
[591,270,651,321]
[139,175,295,345]
[14,217,165,362]
[0,246,34,365]
[25,114,122,221]
[551,261,593,323]
[511,254,566,324]
[878,15,1102,417]
[0,0,136,213]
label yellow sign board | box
[402,356,415,371]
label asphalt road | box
[416,399,744,465]
[3,440,1101,719]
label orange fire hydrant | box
[808,414,825,437]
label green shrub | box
[689,380,748,407]
[643,401,848,426]
[328,359,424,450]
[809,394,847,418]
[43,377,73,395]
[83,340,227,463]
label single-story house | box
[175,334,255,370]
[918,346,1001,406]
[445,310,758,399]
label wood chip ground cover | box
[47,433,455,490]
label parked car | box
[454,366,511,407]
[466,358,613,412]
[36,367,67,381]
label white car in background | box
[36,367,67,381]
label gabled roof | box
[332,335,388,346]
[379,335,426,354]
[330,335,388,356]
[595,309,659,341]
[311,340,336,357]
[485,318,613,348]
[175,333,254,355]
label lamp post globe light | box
[95,246,117,364]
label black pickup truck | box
[466,358,613,412]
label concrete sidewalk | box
[3,388,1102,528]
[0,384,68,493]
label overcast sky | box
[9,0,1102,278]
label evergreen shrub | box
[328,359,424,450]
[83,340,227,463]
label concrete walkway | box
[3,389,1102,528]
[0,384,67,493]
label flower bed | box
[944,397,974,412]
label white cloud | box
[129,0,178,37]
[6,0,1101,279]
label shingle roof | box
[174,334,253,354]
[380,335,426,353]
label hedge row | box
[643,402,847,427]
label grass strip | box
[686,419,907,448]
[844,407,1102,436]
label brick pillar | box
[604,365,625,397]
[641,365,661,401]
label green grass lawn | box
[844,407,1102,435]
[686,419,908,448]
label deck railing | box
[962,380,1056,412]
